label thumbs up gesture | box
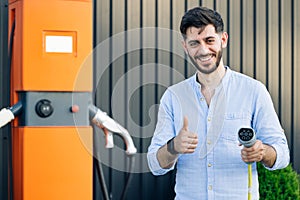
[173,117,198,154]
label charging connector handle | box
[238,127,256,148]
[0,101,23,128]
[89,105,137,155]
[0,108,15,128]
[238,127,256,200]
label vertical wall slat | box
[111,0,127,199]
[141,0,156,146]
[267,0,280,113]
[255,0,267,85]
[141,0,157,199]
[157,0,171,94]
[229,0,241,72]
[188,0,200,8]
[127,0,141,160]
[95,1,110,110]
[124,0,143,199]
[94,0,112,199]
[216,0,228,65]
[156,2,176,199]
[253,0,257,79]
[172,0,186,84]
[242,0,254,77]
[280,0,292,157]
[293,0,300,173]
[202,0,214,8]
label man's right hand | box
[173,116,198,154]
[157,116,198,169]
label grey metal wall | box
[93,0,300,199]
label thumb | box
[182,116,188,131]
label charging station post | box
[8,0,93,199]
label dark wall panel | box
[94,1,300,199]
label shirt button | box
[200,97,205,101]
[208,185,213,190]
[208,163,212,167]
[207,140,211,145]
[208,117,211,122]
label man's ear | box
[181,40,188,54]
[221,32,229,48]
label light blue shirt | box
[147,67,290,200]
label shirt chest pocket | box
[221,112,252,141]
[214,112,252,166]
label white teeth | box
[198,55,212,62]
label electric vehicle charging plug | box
[238,127,256,164]
[238,127,256,200]
[238,127,256,148]
[0,101,22,128]
[89,105,137,155]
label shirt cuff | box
[147,151,174,176]
[262,143,289,170]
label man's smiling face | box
[182,24,228,74]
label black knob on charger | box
[36,99,53,118]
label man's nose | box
[196,43,210,55]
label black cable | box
[94,144,136,200]
[8,21,15,68]
[7,18,15,200]
[120,155,135,200]
[9,101,22,116]
[94,156,110,200]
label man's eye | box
[189,42,198,47]
[207,39,215,44]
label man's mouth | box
[195,54,214,62]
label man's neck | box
[197,64,226,90]
[197,64,226,106]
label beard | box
[188,48,223,75]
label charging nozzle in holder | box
[89,104,137,155]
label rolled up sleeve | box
[253,82,290,170]
[147,90,177,175]
[263,139,290,170]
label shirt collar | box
[190,66,232,91]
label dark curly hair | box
[180,7,224,39]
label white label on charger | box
[45,36,73,53]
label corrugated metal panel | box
[293,0,300,175]
[94,0,300,199]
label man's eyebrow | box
[187,40,200,44]
[205,36,216,40]
[187,36,215,44]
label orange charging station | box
[8,0,93,199]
